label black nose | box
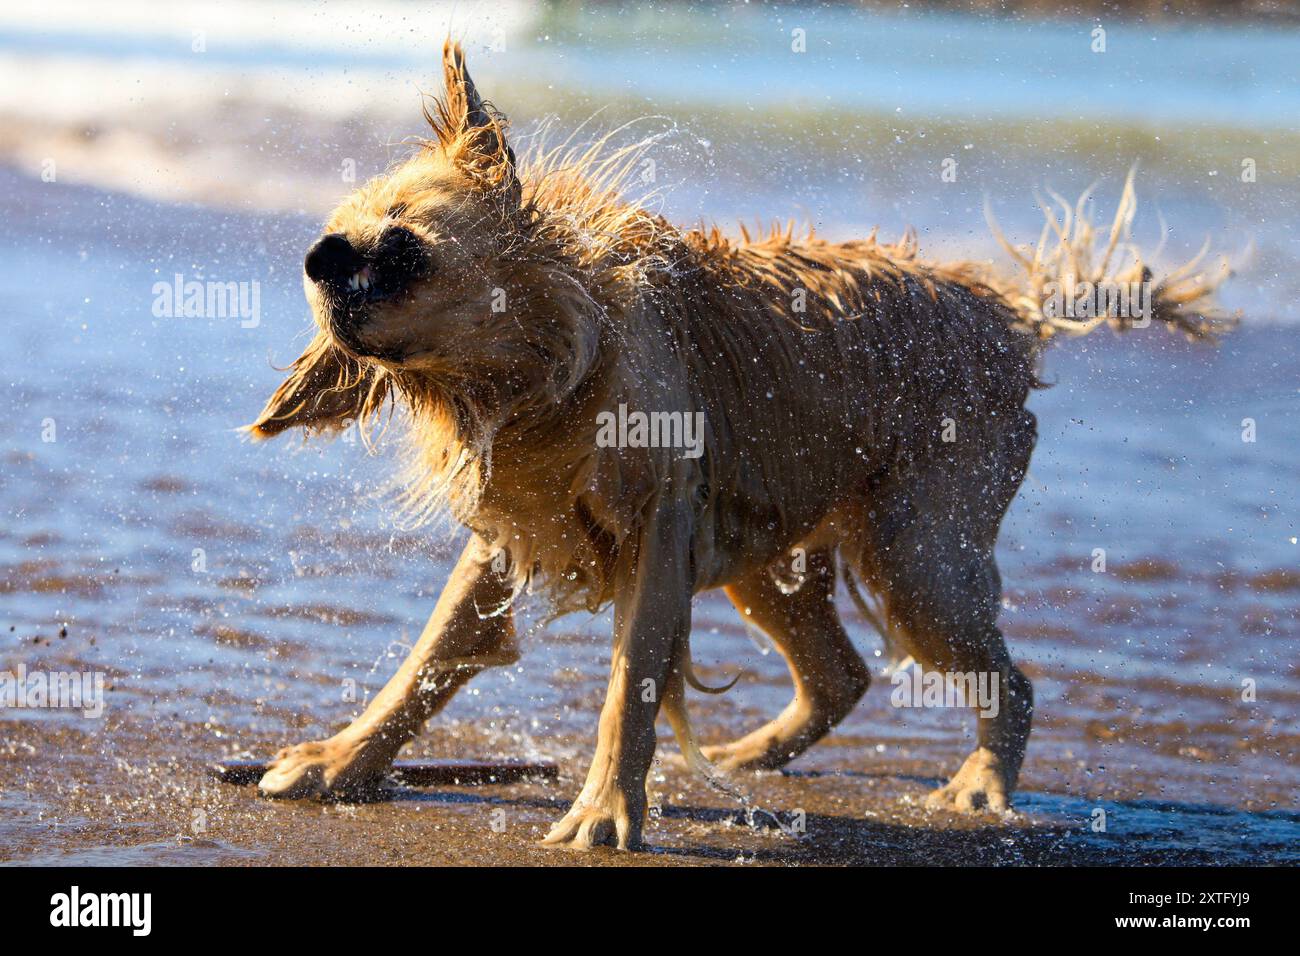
[304,233,365,284]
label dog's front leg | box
[259,535,517,799]
[542,497,694,850]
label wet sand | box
[3,692,1296,866]
[1,25,1299,862]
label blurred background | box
[1,2,1296,863]
[2,0,1297,311]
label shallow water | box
[1,3,1298,864]
[1,157,1296,863]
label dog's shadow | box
[359,778,1300,864]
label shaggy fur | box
[249,42,1232,849]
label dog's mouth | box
[305,227,431,357]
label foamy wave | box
[0,1,542,209]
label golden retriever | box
[247,42,1230,849]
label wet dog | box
[248,42,1230,849]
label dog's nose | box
[304,233,365,285]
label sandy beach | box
[1,2,1298,866]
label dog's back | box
[596,225,1038,579]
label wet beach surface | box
[1,3,1298,864]
[1,164,1296,865]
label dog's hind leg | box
[705,549,871,772]
[856,413,1036,813]
[259,535,518,799]
[868,547,1032,814]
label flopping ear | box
[426,41,519,197]
[244,332,389,441]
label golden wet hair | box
[249,41,1235,846]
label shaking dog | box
[248,42,1231,849]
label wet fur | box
[249,42,1232,848]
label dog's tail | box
[985,169,1238,346]
[660,635,749,803]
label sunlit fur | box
[249,42,1235,833]
[249,45,1230,613]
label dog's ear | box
[428,41,519,198]
[244,332,388,441]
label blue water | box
[1,161,1296,803]
[3,9,1298,129]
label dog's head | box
[250,42,570,441]
[308,42,522,368]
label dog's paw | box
[258,735,388,800]
[699,740,789,773]
[541,795,641,850]
[925,747,1013,814]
